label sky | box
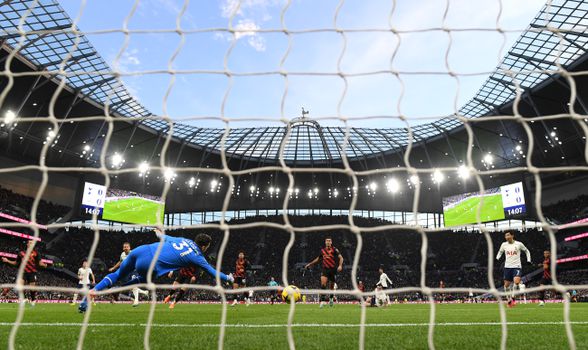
[58,0,546,129]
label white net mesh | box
[0,0,587,349]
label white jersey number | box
[173,241,189,251]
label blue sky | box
[59,0,545,128]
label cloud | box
[109,48,143,99]
[214,18,267,52]
[214,32,230,41]
[115,48,142,72]
[217,0,284,51]
[123,49,141,66]
[221,0,240,18]
[246,33,266,52]
[233,19,260,40]
[220,0,284,19]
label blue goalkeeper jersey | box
[148,235,229,282]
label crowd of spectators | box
[543,194,588,223]
[106,188,162,202]
[0,186,70,224]
[442,187,501,209]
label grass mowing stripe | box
[2,321,588,328]
[1,304,585,349]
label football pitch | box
[443,194,504,227]
[0,303,586,349]
[102,197,164,225]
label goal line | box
[1,321,587,329]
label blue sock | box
[94,276,114,292]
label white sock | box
[140,289,149,296]
[72,293,78,303]
[133,288,139,302]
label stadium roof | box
[1,0,587,163]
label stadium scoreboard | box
[81,182,106,215]
[500,182,526,217]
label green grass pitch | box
[102,197,164,225]
[0,303,586,349]
[443,194,505,227]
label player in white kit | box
[109,242,149,306]
[519,283,528,304]
[496,231,531,308]
[72,260,95,304]
[376,266,392,306]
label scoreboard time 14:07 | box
[81,182,107,216]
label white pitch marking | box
[0,321,586,328]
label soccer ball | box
[281,285,301,303]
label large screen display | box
[101,188,165,225]
[80,182,165,225]
[443,182,526,227]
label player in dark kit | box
[164,266,200,309]
[358,280,366,305]
[304,237,344,308]
[231,251,251,306]
[439,280,446,303]
[165,253,217,308]
[538,250,552,307]
[1,240,47,305]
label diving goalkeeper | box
[79,229,233,312]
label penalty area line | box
[0,321,587,328]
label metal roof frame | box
[1,0,586,164]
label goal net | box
[0,0,587,349]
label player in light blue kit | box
[79,230,233,313]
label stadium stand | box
[2,188,586,302]
[0,185,69,224]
